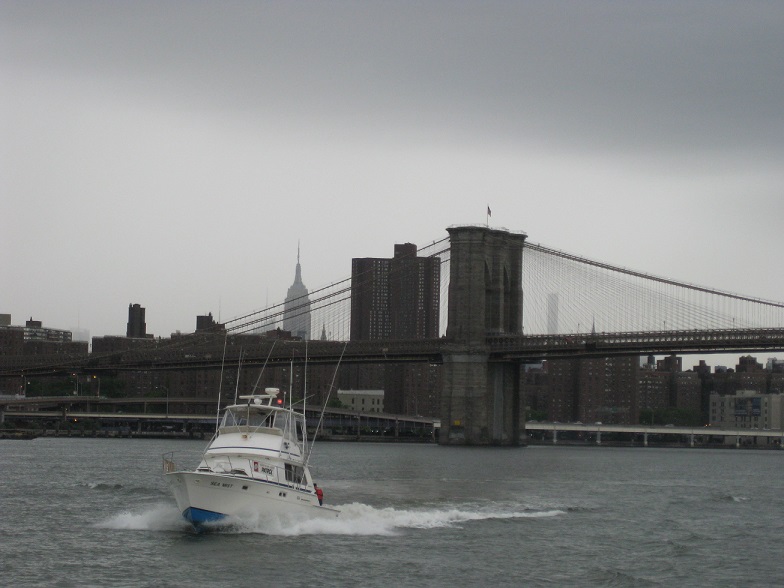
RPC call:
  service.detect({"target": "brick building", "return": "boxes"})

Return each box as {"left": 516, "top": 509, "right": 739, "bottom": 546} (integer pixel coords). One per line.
{"left": 350, "top": 243, "right": 440, "bottom": 341}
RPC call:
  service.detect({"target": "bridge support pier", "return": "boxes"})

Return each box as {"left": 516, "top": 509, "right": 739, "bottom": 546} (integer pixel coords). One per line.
{"left": 643, "top": 432, "right": 648, "bottom": 447}
{"left": 596, "top": 431, "right": 602, "bottom": 445}
{"left": 690, "top": 434, "right": 695, "bottom": 447}
{"left": 439, "top": 226, "right": 527, "bottom": 446}
{"left": 439, "top": 350, "right": 496, "bottom": 445}
{"left": 552, "top": 429, "right": 558, "bottom": 444}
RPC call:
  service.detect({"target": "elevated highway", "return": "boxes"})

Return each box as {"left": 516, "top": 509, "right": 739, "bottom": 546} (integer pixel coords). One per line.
{"left": 0, "top": 395, "right": 437, "bottom": 441}
{"left": 526, "top": 421, "right": 784, "bottom": 447}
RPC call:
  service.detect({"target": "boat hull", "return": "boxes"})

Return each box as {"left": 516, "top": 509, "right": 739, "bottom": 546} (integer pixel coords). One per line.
{"left": 165, "top": 471, "right": 339, "bottom": 527}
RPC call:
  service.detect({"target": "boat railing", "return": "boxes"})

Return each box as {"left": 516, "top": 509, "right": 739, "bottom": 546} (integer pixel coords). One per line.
{"left": 203, "top": 454, "right": 309, "bottom": 492}
{"left": 162, "top": 451, "right": 177, "bottom": 474}
{"left": 218, "top": 425, "right": 283, "bottom": 436}
{"left": 162, "top": 451, "right": 308, "bottom": 492}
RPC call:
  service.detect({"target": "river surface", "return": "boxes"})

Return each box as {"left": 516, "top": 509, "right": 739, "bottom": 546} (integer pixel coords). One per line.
{"left": 1, "top": 438, "right": 782, "bottom": 587}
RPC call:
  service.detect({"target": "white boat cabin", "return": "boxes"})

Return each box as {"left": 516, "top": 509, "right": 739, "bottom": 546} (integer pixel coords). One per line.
{"left": 197, "top": 389, "right": 312, "bottom": 490}
{"left": 217, "top": 390, "right": 306, "bottom": 444}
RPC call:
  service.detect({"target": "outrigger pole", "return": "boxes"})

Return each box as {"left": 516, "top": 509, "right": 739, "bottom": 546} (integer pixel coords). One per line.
{"left": 250, "top": 339, "right": 277, "bottom": 395}
{"left": 214, "top": 332, "right": 229, "bottom": 434}
{"left": 303, "top": 340, "right": 308, "bottom": 450}
{"left": 233, "top": 349, "right": 243, "bottom": 404}
{"left": 304, "top": 341, "right": 348, "bottom": 468}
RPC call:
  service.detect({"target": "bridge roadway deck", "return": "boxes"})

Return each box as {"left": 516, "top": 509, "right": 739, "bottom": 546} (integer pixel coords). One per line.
{"left": 489, "top": 327, "right": 784, "bottom": 360}
{"left": 2, "top": 328, "right": 783, "bottom": 376}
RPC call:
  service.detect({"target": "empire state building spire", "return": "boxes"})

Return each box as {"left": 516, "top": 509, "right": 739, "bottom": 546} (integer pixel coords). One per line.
{"left": 294, "top": 240, "right": 302, "bottom": 284}
{"left": 282, "top": 242, "right": 311, "bottom": 340}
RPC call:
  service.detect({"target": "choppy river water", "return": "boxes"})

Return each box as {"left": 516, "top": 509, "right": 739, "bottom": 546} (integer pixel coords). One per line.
{"left": 1, "top": 438, "right": 782, "bottom": 587}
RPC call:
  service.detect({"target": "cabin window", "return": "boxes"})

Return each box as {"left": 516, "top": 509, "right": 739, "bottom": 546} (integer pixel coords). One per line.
{"left": 284, "top": 463, "right": 304, "bottom": 483}
{"left": 221, "top": 410, "right": 241, "bottom": 427}
{"left": 222, "top": 409, "right": 276, "bottom": 428}
{"left": 295, "top": 421, "right": 304, "bottom": 442}
{"left": 248, "top": 411, "right": 274, "bottom": 427}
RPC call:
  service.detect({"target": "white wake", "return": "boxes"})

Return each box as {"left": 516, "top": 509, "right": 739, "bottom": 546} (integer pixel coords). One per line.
{"left": 96, "top": 502, "right": 565, "bottom": 535}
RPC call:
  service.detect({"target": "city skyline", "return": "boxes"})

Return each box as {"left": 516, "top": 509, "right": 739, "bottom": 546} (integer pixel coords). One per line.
{"left": 4, "top": 237, "right": 783, "bottom": 371}
{"left": 3, "top": 2, "right": 783, "bottom": 342}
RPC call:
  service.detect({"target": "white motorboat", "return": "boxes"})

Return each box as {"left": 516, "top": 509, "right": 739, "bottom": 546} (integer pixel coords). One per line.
{"left": 163, "top": 388, "right": 339, "bottom": 527}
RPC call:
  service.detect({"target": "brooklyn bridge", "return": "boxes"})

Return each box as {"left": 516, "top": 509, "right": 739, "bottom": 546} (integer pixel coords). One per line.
{"left": 3, "top": 225, "right": 784, "bottom": 445}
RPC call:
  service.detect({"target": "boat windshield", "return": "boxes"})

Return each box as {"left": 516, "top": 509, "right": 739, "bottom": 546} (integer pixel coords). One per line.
{"left": 221, "top": 407, "right": 277, "bottom": 429}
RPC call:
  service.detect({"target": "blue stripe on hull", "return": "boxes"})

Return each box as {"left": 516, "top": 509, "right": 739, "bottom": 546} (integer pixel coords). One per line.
{"left": 183, "top": 507, "right": 226, "bottom": 525}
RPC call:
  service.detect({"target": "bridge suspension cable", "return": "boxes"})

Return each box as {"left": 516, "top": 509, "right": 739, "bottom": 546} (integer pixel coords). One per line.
{"left": 522, "top": 242, "right": 784, "bottom": 335}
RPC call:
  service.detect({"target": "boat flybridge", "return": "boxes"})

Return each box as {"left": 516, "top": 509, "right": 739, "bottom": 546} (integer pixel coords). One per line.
{"left": 163, "top": 388, "right": 339, "bottom": 528}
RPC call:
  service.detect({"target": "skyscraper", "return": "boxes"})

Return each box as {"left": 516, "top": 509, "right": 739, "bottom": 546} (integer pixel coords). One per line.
{"left": 282, "top": 246, "right": 312, "bottom": 340}
{"left": 350, "top": 243, "right": 440, "bottom": 341}
{"left": 127, "top": 303, "right": 146, "bottom": 338}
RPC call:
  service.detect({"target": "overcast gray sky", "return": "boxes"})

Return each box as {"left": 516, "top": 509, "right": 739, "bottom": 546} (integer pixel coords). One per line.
{"left": 2, "top": 1, "right": 783, "bottom": 350}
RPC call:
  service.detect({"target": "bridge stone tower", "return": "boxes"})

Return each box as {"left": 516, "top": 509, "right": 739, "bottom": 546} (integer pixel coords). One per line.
{"left": 440, "top": 226, "right": 527, "bottom": 445}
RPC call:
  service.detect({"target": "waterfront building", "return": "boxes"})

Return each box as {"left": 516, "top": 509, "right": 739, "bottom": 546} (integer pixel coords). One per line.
{"left": 709, "top": 389, "right": 784, "bottom": 430}
{"left": 734, "top": 355, "right": 768, "bottom": 392}
{"left": 737, "top": 355, "right": 764, "bottom": 372}
{"left": 771, "top": 375, "right": 784, "bottom": 395}
{"left": 348, "top": 243, "right": 441, "bottom": 415}
{"left": 711, "top": 362, "right": 766, "bottom": 396}
{"left": 350, "top": 243, "right": 440, "bottom": 341}
{"left": 524, "top": 354, "right": 705, "bottom": 425}
{"left": 337, "top": 389, "right": 385, "bottom": 413}
{"left": 540, "top": 358, "right": 579, "bottom": 422}
{"left": 674, "top": 371, "right": 702, "bottom": 416}
{"left": 282, "top": 247, "right": 312, "bottom": 340}
{"left": 637, "top": 369, "right": 671, "bottom": 417}
{"left": 576, "top": 356, "right": 637, "bottom": 424}
{"left": 521, "top": 363, "right": 548, "bottom": 420}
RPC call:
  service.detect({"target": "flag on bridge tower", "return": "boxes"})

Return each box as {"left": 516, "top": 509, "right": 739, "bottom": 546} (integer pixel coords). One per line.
{"left": 486, "top": 205, "right": 491, "bottom": 226}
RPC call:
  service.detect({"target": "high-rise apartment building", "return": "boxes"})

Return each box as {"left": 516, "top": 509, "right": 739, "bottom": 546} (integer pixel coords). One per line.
{"left": 23, "top": 318, "right": 72, "bottom": 343}
{"left": 282, "top": 247, "right": 312, "bottom": 340}
{"left": 127, "top": 303, "right": 146, "bottom": 338}
{"left": 350, "top": 243, "right": 440, "bottom": 341}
